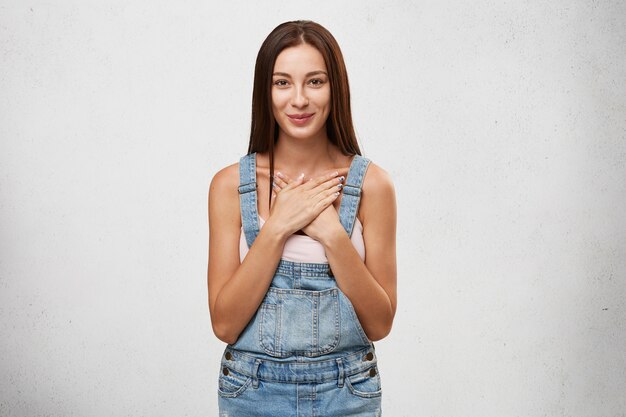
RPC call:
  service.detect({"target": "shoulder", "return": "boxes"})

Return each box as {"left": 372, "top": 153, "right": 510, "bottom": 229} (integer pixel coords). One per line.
{"left": 362, "top": 159, "right": 395, "bottom": 198}
{"left": 358, "top": 159, "right": 396, "bottom": 225}
{"left": 209, "top": 161, "right": 239, "bottom": 195}
{"left": 208, "top": 161, "right": 241, "bottom": 226}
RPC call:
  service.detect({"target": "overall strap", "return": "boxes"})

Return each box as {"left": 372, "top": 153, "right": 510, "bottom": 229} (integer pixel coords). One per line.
{"left": 238, "top": 152, "right": 260, "bottom": 248}
{"left": 338, "top": 155, "right": 371, "bottom": 238}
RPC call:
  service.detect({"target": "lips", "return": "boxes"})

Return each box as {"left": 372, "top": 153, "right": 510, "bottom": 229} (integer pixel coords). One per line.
{"left": 287, "top": 113, "right": 314, "bottom": 125}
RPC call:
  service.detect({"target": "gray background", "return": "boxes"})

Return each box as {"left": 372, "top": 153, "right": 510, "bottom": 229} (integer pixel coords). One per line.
{"left": 1, "top": 0, "right": 625, "bottom": 416}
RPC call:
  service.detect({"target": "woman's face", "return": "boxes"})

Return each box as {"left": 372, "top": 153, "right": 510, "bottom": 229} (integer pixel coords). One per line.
{"left": 271, "top": 43, "right": 331, "bottom": 142}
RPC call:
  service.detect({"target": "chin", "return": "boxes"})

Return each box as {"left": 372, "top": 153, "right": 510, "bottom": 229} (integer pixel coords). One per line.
{"left": 277, "top": 123, "right": 327, "bottom": 141}
{"left": 286, "top": 129, "right": 319, "bottom": 140}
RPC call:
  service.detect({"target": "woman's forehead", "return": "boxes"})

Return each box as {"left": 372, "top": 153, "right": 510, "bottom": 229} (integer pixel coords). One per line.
{"left": 273, "top": 43, "right": 327, "bottom": 75}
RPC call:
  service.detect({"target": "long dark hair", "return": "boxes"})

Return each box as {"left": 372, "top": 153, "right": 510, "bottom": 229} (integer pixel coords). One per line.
{"left": 247, "top": 20, "right": 362, "bottom": 210}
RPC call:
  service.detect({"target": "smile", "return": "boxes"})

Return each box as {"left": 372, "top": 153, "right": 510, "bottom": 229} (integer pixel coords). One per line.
{"left": 287, "top": 113, "right": 315, "bottom": 126}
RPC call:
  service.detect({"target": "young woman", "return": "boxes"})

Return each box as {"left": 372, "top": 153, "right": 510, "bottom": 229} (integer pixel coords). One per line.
{"left": 207, "top": 20, "right": 397, "bottom": 416}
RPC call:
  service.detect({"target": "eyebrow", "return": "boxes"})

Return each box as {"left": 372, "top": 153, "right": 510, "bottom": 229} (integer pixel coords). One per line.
{"left": 272, "top": 70, "right": 328, "bottom": 77}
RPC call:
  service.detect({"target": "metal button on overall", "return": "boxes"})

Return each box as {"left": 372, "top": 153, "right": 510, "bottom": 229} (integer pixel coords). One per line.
{"left": 364, "top": 352, "right": 374, "bottom": 361}
{"left": 225, "top": 352, "right": 232, "bottom": 360}
{"left": 223, "top": 367, "right": 229, "bottom": 376}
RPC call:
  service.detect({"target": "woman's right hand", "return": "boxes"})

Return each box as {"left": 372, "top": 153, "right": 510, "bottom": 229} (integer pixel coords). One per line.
{"left": 265, "top": 170, "right": 344, "bottom": 237}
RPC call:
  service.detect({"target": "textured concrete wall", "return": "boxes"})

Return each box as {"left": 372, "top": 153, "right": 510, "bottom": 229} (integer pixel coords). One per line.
{"left": 1, "top": 1, "right": 624, "bottom": 416}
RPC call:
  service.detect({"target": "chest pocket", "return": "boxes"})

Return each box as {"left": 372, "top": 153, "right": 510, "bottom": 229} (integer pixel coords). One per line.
{"left": 259, "top": 287, "right": 340, "bottom": 357}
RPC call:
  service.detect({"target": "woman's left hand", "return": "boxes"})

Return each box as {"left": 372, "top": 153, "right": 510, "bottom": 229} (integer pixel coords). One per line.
{"left": 272, "top": 171, "right": 346, "bottom": 243}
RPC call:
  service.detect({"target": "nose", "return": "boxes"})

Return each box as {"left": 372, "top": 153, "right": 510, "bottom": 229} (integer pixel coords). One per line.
{"left": 290, "top": 86, "right": 309, "bottom": 108}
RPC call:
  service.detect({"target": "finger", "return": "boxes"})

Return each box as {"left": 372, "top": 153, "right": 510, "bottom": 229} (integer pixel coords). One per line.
{"left": 300, "top": 170, "right": 341, "bottom": 191}
{"left": 331, "top": 167, "right": 350, "bottom": 179}
{"left": 273, "top": 175, "right": 288, "bottom": 189}
{"left": 280, "top": 172, "right": 305, "bottom": 190}
{"left": 313, "top": 187, "right": 341, "bottom": 211}
{"left": 275, "top": 171, "right": 293, "bottom": 184}
{"left": 312, "top": 175, "right": 345, "bottom": 197}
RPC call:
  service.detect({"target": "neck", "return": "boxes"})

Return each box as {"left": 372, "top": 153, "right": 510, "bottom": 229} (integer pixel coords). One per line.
{"left": 273, "top": 130, "right": 339, "bottom": 177}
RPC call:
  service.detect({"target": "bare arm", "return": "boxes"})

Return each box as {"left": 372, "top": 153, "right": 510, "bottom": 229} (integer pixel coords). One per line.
{"left": 207, "top": 165, "right": 289, "bottom": 344}
{"left": 207, "top": 164, "right": 344, "bottom": 344}
{"left": 322, "top": 163, "right": 397, "bottom": 341}
{"left": 272, "top": 162, "right": 397, "bottom": 341}
{"left": 322, "top": 163, "right": 397, "bottom": 340}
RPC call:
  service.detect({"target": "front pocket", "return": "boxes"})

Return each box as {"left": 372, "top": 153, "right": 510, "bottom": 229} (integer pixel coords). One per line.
{"left": 345, "top": 366, "right": 382, "bottom": 398}
{"left": 258, "top": 288, "right": 340, "bottom": 357}
{"left": 217, "top": 367, "right": 252, "bottom": 398}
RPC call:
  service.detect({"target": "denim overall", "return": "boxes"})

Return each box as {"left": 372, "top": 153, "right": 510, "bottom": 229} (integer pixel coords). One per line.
{"left": 217, "top": 152, "right": 382, "bottom": 417}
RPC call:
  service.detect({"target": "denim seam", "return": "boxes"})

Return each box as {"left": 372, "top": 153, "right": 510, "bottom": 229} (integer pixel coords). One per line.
{"left": 345, "top": 375, "right": 382, "bottom": 398}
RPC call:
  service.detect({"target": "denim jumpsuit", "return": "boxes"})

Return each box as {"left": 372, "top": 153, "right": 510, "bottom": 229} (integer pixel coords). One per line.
{"left": 217, "top": 152, "right": 382, "bottom": 417}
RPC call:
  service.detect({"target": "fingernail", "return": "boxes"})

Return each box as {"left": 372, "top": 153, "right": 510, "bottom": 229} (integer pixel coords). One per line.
{"left": 339, "top": 176, "right": 345, "bottom": 182}
{"left": 298, "top": 173, "right": 304, "bottom": 180}
{"left": 332, "top": 171, "right": 339, "bottom": 177}
{"left": 276, "top": 172, "right": 284, "bottom": 178}
{"left": 337, "top": 183, "right": 343, "bottom": 189}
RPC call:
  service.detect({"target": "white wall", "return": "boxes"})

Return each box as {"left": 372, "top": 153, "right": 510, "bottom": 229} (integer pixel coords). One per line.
{"left": 1, "top": 1, "right": 625, "bottom": 416}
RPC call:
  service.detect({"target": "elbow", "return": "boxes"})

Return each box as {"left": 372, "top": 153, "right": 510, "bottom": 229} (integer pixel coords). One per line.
{"left": 366, "top": 324, "right": 393, "bottom": 342}
{"left": 364, "top": 315, "right": 394, "bottom": 342}
{"left": 211, "top": 321, "right": 239, "bottom": 345}
{"left": 209, "top": 300, "right": 240, "bottom": 344}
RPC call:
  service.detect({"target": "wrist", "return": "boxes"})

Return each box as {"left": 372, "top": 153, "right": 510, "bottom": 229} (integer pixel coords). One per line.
{"left": 262, "top": 216, "right": 293, "bottom": 243}
{"left": 320, "top": 225, "right": 347, "bottom": 250}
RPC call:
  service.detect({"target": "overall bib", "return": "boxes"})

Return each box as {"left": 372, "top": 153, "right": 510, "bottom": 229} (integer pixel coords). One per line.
{"left": 217, "top": 152, "right": 382, "bottom": 417}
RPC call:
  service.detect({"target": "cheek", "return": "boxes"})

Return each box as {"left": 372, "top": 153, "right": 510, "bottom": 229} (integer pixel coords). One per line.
{"left": 319, "top": 88, "right": 331, "bottom": 110}
{"left": 272, "top": 89, "right": 288, "bottom": 111}
{"left": 320, "top": 97, "right": 331, "bottom": 120}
